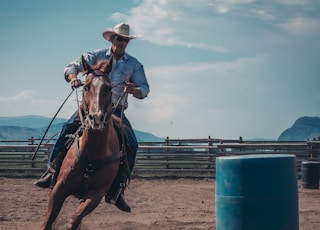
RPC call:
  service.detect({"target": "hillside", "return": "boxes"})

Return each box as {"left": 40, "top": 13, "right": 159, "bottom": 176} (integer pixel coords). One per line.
{"left": 0, "top": 115, "right": 68, "bottom": 128}
{"left": 0, "top": 123, "right": 67, "bottom": 141}
{"left": 0, "top": 116, "right": 163, "bottom": 142}
{"left": 278, "top": 116, "right": 320, "bottom": 141}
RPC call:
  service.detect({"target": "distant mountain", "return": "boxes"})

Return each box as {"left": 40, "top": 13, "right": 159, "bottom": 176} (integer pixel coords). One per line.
{"left": 0, "top": 123, "right": 65, "bottom": 141}
{"left": 0, "top": 116, "right": 164, "bottom": 142}
{"left": 0, "top": 115, "right": 67, "bottom": 128}
{"left": 134, "top": 130, "right": 164, "bottom": 142}
{"left": 278, "top": 116, "right": 320, "bottom": 141}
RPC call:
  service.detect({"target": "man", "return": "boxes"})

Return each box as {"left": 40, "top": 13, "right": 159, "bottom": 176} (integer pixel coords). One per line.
{"left": 34, "top": 23, "right": 150, "bottom": 213}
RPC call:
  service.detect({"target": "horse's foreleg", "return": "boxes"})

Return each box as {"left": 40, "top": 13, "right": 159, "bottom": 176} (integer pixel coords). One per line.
{"left": 66, "top": 193, "right": 104, "bottom": 230}
{"left": 40, "top": 185, "right": 68, "bottom": 230}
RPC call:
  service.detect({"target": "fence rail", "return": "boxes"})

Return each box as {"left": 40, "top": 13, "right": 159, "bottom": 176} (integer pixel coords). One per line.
{"left": 1, "top": 137, "right": 320, "bottom": 178}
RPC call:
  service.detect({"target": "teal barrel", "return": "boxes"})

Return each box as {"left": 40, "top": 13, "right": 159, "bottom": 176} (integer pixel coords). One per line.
{"left": 215, "top": 154, "right": 299, "bottom": 230}
{"left": 301, "top": 161, "right": 320, "bottom": 189}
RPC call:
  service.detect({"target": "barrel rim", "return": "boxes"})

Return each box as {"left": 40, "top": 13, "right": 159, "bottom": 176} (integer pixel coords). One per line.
{"left": 216, "top": 154, "right": 296, "bottom": 160}
{"left": 301, "top": 161, "right": 320, "bottom": 164}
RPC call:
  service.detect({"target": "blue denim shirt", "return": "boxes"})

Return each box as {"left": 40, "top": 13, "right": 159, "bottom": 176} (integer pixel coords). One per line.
{"left": 64, "top": 48, "right": 150, "bottom": 108}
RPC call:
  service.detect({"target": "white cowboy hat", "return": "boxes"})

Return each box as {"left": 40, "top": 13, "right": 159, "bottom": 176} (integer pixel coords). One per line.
{"left": 102, "top": 23, "right": 137, "bottom": 41}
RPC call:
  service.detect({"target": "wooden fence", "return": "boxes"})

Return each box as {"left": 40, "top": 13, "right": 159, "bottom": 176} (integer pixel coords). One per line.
{"left": 0, "top": 137, "right": 320, "bottom": 178}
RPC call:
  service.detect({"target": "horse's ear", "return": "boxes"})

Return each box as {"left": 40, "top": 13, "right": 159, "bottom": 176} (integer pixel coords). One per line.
{"left": 81, "top": 55, "right": 92, "bottom": 74}
{"left": 105, "top": 56, "right": 113, "bottom": 75}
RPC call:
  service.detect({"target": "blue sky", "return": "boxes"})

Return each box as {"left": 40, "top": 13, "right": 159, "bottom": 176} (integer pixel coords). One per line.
{"left": 1, "top": 0, "right": 320, "bottom": 140}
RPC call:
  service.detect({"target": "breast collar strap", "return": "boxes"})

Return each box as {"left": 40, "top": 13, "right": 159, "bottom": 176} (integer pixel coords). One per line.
{"left": 73, "top": 135, "right": 123, "bottom": 178}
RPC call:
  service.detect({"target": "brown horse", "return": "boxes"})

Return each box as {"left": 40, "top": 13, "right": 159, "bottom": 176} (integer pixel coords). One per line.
{"left": 40, "top": 57, "right": 122, "bottom": 230}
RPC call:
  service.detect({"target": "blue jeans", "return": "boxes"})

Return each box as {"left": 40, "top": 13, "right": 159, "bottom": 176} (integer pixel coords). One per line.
{"left": 48, "top": 109, "right": 138, "bottom": 173}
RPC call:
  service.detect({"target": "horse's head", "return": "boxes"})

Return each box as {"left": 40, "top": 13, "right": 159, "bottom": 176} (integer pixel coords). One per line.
{"left": 81, "top": 56, "right": 113, "bottom": 130}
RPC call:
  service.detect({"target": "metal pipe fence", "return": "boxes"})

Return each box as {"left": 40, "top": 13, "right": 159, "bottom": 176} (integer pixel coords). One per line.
{"left": 0, "top": 137, "right": 320, "bottom": 178}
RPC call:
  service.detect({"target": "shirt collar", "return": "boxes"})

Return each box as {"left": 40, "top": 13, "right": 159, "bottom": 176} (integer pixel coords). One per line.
{"left": 106, "top": 48, "right": 129, "bottom": 60}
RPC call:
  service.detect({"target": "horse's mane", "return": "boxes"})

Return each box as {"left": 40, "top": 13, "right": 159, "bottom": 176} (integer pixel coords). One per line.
{"left": 82, "top": 55, "right": 112, "bottom": 76}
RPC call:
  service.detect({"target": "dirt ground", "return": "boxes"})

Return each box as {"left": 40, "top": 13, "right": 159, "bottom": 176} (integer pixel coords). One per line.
{"left": 0, "top": 178, "right": 319, "bottom": 230}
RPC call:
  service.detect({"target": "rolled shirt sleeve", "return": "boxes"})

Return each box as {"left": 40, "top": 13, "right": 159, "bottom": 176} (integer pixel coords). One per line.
{"left": 131, "top": 62, "right": 150, "bottom": 98}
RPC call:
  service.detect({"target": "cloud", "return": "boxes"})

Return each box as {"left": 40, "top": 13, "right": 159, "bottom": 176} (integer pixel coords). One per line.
{"left": 211, "top": 0, "right": 255, "bottom": 14}
{"left": 279, "top": 17, "right": 320, "bottom": 35}
{"left": 110, "top": 0, "right": 229, "bottom": 53}
{"left": 0, "top": 90, "right": 34, "bottom": 102}
{"left": 0, "top": 90, "right": 78, "bottom": 118}
{"left": 214, "top": 4, "right": 230, "bottom": 14}
{"left": 127, "top": 55, "right": 268, "bottom": 138}
{"left": 276, "top": 0, "right": 311, "bottom": 6}
{"left": 109, "top": 0, "right": 320, "bottom": 55}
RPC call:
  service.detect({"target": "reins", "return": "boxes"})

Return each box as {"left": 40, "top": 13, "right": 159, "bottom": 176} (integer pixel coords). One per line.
{"left": 113, "top": 91, "right": 129, "bottom": 153}
{"left": 75, "top": 79, "right": 129, "bottom": 129}
{"left": 75, "top": 88, "right": 85, "bottom": 126}
{"left": 112, "top": 90, "right": 128, "bottom": 113}
{"left": 32, "top": 77, "right": 129, "bottom": 163}
{"left": 31, "top": 89, "right": 75, "bottom": 160}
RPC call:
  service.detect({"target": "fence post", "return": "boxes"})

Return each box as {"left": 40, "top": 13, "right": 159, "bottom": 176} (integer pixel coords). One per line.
{"left": 29, "top": 136, "right": 35, "bottom": 168}
{"left": 220, "top": 139, "right": 224, "bottom": 153}
{"left": 30, "top": 137, "right": 35, "bottom": 145}
{"left": 165, "top": 137, "right": 169, "bottom": 169}
{"left": 208, "top": 136, "right": 213, "bottom": 169}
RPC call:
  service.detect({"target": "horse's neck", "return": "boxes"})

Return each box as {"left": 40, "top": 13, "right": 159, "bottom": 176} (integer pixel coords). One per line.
{"left": 79, "top": 121, "right": 118, "bottom": 160}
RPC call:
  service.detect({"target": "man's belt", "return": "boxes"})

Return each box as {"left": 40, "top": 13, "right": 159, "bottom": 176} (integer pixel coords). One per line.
{"left": 112, "top": 103, "right": 124, "bottom": 110}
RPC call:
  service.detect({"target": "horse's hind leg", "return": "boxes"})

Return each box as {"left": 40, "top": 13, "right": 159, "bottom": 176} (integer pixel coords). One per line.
{"left": 66, "top": 193, "right": 104, "bottom": 230}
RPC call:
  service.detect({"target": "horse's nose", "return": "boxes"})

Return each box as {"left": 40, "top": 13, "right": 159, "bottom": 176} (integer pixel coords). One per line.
{"left": 88, "top": 112, "right": 104, "bottom": 123}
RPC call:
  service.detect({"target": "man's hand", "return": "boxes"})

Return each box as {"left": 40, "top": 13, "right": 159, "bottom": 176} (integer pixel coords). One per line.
{"left": 68, "top": 74, "right": 82, "bottom": 89}
{"left": 124, "top": 82, "right": 142, "bottom": 98}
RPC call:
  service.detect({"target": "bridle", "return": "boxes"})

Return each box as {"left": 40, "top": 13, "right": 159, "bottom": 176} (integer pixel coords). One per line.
{"left": 78, "top": 72, "right": 113, "bottom": 131}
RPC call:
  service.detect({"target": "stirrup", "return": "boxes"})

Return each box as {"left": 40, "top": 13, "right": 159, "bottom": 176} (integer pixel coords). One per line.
{"left": 105, "top": 184, "right": 131, "bottom": 212}
{"left": 33, "top": 168, "right": 54, "bottom": 188}
{"left": 110, "top": 187, "right": 122, "bottom": 205}
{"left": 105, "top": 181, "right": 126, "bottom": 204}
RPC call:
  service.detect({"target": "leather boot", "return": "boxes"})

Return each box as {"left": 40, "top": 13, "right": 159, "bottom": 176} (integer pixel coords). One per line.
{"left": 105, "top": 191, "right": 131, "bottom": 213}
{"left": 105, "top": 173, "right": 131, "bottom": 212}
{"left": 33, "top": 149, "right": 67, "bottom": 188}
{"left": 33, "top": 167, "right": 55, "bottom": 188}
{"left": 105, "top": 154, "right": 131, "bottom": 212}
{"left": 115, "top": 193, "right": 131, "bottom": 212}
